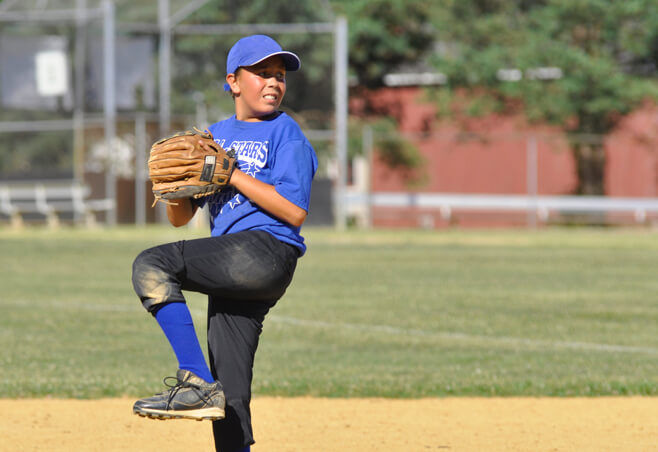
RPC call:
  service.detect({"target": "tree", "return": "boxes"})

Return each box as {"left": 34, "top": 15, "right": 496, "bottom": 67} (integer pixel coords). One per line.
{"left": 329, "top": 0, "right": 436, "bottom": 182}
{"left": 432, "top": 0, "right": 658, "bottom": 195}
{"left": 331, "top": 0, "right": 435, "bottom": 88}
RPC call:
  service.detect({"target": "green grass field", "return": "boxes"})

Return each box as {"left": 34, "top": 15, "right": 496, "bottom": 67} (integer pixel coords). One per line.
{"left": 0, "top": 226, "right": 656, "bottom": 399}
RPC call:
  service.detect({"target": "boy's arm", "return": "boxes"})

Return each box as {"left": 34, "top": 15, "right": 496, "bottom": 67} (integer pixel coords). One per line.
{"left": 229, "top": 169, "right": 307, "bottom": 227}
{"left": 164, "top": 169, "right": 307, "bottom": 228}
{"left": 166, "top": 198, "right": 198, "bottom": 227}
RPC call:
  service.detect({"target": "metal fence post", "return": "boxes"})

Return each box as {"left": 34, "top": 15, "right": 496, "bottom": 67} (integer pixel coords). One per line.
{"left": 103, "top": 0, "right": 117, "bottom": 226}
{"left": 156, "top": 0, "right": 172, "bottom": 224}
{"left": 362, "top": 125, "right": 374, "bottom": 228}
{"left": 526, "top": 134, "right": 538, "bottom": 228}
{"left": 334, "top": 16, "right": 348, "bottom": 230}
{"left": 135, "top": 113, "right": 147, "bottom": 226}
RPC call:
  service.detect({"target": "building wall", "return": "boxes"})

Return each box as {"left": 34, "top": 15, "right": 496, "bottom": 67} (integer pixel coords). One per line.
{"left": 351, "top": 87, "right": 658, "bottom": 227}
{"left": 605, "top": 104, "right": 658, "bottom": 197}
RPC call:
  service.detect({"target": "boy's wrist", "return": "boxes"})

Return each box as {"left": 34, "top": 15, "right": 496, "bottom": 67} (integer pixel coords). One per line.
{"left": 228, "top": 168, "right": 242, "bottom": 186}
{"left": 229, "top": 168, "right": 251, "bottom": 190}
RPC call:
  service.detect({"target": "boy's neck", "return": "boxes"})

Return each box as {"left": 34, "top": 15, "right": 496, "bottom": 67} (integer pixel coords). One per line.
{"left": 236, "top": 111, "right": 281, "bottom": 122}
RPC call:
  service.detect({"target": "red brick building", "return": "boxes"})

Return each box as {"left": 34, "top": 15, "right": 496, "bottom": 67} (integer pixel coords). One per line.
{"left": 350, "top": 87, "right": 658, "bottom": 227}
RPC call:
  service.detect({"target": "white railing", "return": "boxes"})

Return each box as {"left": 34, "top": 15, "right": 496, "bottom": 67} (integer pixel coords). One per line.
{"left": 344, "top": 191, "right": 658, "bottom": 226}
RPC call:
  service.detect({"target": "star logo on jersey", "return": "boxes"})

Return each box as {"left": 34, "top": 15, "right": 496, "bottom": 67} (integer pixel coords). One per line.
{"left": 242, "top": 161, "right": 261, "bottom": 177}
{"left": 219, "top": 193, "right": 242, "bottom": 214}
{"left": 227, "top": 194, "right": 242, "bottom": 210}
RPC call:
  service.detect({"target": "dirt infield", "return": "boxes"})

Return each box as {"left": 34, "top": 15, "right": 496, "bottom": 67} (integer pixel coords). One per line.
{"left": 1, "top": 397, "right": 656, "bottom": 451}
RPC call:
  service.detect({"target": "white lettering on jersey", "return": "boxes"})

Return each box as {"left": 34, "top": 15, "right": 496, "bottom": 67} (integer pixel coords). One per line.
{"left": 211, "top": 139, "right": 270, "bottom": 214}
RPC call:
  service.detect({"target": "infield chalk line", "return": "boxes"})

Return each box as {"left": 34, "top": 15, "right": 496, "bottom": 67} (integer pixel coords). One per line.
{"left": 8, "top": 300, "right": 657, "bottom": 355}
{"left": 267, "top": 314, "right": 658, "bottom": 355}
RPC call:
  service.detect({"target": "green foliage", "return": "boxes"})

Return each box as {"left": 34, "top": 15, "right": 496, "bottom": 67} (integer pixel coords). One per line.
{"left": 331, "top": 0, "right": 435, "bottom": 87}
{"left": 348, "top": 116, "right": 426, "bottom": 186}
{"left": 0, "top": 226, "right": 656, "bottom": 398}
{"left": 434, "top": 0, "right": 658, "bottom": 132}
{"left": 432, "top": 0, "right": 658, "bottom": 194}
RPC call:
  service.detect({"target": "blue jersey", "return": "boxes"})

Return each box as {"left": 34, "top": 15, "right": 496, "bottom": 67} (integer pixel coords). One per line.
{"left": 195, "top": 112, "right": 318, "bottom": 255}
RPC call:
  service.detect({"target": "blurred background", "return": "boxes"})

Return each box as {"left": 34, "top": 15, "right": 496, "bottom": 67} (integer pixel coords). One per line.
{"left": 0, "top": 0, "right": 657, "bottom": 229}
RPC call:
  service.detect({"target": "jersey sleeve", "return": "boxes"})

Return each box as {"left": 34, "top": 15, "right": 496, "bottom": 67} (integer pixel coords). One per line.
{"left": 271, "top": 139, "right": 318, "bottom": 212}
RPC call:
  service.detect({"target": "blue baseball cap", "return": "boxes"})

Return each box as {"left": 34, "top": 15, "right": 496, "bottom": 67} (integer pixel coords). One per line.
{"left": 223, "top": 35, "right": 301, "bottom": 91}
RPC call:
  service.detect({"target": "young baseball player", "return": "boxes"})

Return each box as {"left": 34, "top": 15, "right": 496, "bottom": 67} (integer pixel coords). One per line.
{"left": 131, "top": 34, "right": 318, "bottom": 452}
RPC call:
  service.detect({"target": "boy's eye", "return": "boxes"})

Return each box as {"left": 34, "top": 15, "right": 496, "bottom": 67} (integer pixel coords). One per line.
{"left": 257, "top": 71, "right": 285, "bottom": 82}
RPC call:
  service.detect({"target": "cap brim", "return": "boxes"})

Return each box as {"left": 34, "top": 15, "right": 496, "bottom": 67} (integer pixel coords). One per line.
{"left": 249, "top": 51, "right": 301, "bottom": 72}
{"left": 224, "top": 51, "right": 301, "bottom": 91}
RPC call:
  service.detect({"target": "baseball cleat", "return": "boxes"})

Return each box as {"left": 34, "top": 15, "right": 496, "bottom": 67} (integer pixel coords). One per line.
{"left": 133, "top": 369, "right": 225, "bottom": 421}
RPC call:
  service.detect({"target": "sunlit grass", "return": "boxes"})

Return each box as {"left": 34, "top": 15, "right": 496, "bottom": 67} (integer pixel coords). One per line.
{"left": 1, "top": 226, "right": 656, "bottom": 398}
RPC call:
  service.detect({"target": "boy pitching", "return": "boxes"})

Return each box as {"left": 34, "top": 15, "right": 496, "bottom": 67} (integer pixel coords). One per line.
{"left": 131, "top": 34, "right": 318, "bottom": 452}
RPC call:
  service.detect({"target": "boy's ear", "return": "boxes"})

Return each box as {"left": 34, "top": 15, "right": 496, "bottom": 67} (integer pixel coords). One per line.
{"left": 226, "top": 73, "right": 240, "bottom": 95}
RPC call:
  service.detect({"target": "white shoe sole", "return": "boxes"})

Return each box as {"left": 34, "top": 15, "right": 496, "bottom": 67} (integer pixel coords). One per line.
{"left": 134, "top": 406, "right": 225, "bottom": 421}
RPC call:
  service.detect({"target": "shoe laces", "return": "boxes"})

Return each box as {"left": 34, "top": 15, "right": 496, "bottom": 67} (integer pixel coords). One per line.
{"left": 160, "top": 375, "right": 214, "bottom": 408}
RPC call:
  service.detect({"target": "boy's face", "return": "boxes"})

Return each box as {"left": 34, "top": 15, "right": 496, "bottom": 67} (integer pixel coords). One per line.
{"left": 227, "top": 55, "right": 287, "bottom": 122}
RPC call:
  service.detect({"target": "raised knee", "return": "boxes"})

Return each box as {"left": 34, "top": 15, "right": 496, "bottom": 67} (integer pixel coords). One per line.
{"left": 132, "top": 249, "right": 161, "bottom": 288}
{"left": 132, "top": 249, "right": 182, "bottom": 312}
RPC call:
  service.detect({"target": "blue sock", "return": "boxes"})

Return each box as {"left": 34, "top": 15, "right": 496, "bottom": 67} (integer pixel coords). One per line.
{"left": 154, "top": 302, "right": 214, "bottom": 383}
{"left": 234, "top": 447, "right": 250, "bottom": 452}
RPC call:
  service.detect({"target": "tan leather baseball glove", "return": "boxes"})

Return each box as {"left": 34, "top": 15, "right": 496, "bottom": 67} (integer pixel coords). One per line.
{"left": 148, "top": 128, "right": 237, "bottom": 204}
